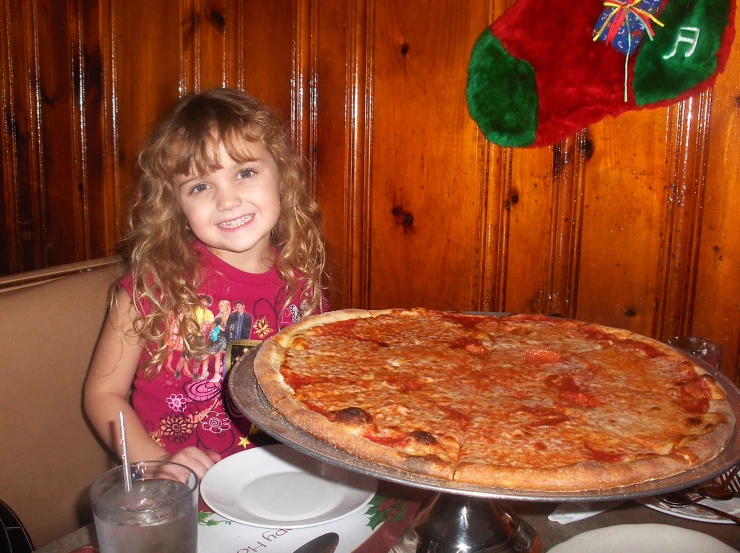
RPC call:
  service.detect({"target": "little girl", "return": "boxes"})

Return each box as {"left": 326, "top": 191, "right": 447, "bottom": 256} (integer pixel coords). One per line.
{"left": 84, "top": 88, "right": 326, "bottom": 478}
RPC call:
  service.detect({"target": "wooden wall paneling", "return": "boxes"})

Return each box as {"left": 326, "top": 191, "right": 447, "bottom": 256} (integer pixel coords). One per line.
{"left": 80, "top": 0, "right": 115, "bottom": 258}
{"left": 478, "top": 140, "right": 509, "bottom": 314}
{"left": 344, "top": 0, "right": 371, "bottom": 309}
{"left": 313, "top": 0, "right": 352, "bottom": 309}
{"left": 368, "top": 0, "right": 489, "bottom": 311}
{"left": 575, "top": 109, "right": 670, "bottom": 334}
{"left": 315, "top": 0, "right": 369, "bottom": 309}
{"left": 3, "top": 0, "right": 43, "bottom": 273}
{"left": 347, "top": 0, "right": 373, "bottom": 309}
{"left": 292, "top": 0, "right": 312, "bottom": 162}
{"left": 180, "top": 0, "right": 233, "bottom": 93}
{"left": 223, "top": 0, "right": 243, "bottom": 89}
{"left": 0, "top": 0, "right": 18, "bottom": 275}
{"left": 655, "top": 95, "right": 712, "bottom": 342}
{"left": 476, "top": 0, "right": 504, "bottom": 314}
{"left": 194, "top": 0, "right": 230, "bottom": 91}
{"left": 546, "top": 133, "right": 588, "bottom": 319}
{"left": 180, "top": 0, "right": 196, "bottom": 93}
{"left": 114, "top": 0, "right": 183, "bottom": 215}
{"left": 504, "top": 146, "right": 555, "bottom": 315}
{"left": 505, "top": 132, "right": 588, "bottom": 319}
{"left": 476, "top": 0, "right": 523, "bottom": 314}
{"left": 239, "top": 0, "right": 294, "bottom": 121}
{"left": 693, "top": 19, "right": 740, "bottom": 384}
{"left": 178, "top": 0, "right": 246, "bottom": 93}
{"left": 38, "top": 0, "right": 83, "bottom": 266}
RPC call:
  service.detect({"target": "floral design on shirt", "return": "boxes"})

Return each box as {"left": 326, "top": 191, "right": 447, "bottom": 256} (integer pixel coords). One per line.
{"left": 160, "top": 414, "right": 196, "bottom": 444}
{"left": 166, "top": 393, "right": 189, "bottom": 413}
{"left": 253, "top": 316, "right": 272, "bottom": 338}
{"left": 201, "top": 411, "right": 232, "bottom": 435}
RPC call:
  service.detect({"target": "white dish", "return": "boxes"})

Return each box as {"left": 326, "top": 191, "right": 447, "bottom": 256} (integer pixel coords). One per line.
{"left": 548, "top": 523, "right": 739, "bottom": 553}
{"left": 200, "top": 444, "right": 377, "bottom": 528}
{"left": 639, "top": 495, "right": 740, "bottom": 525}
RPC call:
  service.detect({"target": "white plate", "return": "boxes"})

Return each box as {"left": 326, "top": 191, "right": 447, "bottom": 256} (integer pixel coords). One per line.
{"left": 200, "top": 444, "right": 377, "bottom": 528}
{"left": 639, "top": 495, "right": 740, "bottom": 525}
{"left": 548, "top": 524, "right": 739, "bottom": 553}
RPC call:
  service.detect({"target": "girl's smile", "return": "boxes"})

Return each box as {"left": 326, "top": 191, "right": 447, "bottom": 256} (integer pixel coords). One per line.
{"left": 218, "top": 214, "right": 254, "bottom": 229}
{"left": 174, "top": 141, "right": 281, "bottom": 273}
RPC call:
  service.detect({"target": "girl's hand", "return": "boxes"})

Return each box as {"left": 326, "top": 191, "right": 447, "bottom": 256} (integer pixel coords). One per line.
{"left": 162, "top": 447, "right": 221, "bottom": 480}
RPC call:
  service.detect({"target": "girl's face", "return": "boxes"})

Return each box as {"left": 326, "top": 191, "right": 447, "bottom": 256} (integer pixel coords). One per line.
{"left": 174, "top": 141, "right": 281, "bottom": 273}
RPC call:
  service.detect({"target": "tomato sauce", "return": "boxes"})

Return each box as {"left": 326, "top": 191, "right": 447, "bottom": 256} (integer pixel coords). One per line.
{"left": 619, "top": 339, "right": 665, "bottom": 358}
{"left": 560, "top": 390, "right": 599, "bottom": 407}
{"left": 442, "top": 311, "right": 487, "bottom": 330}
{"left": 283, "top": 372, "right": 316, "bottom": 388}
{"left": 365, "top": 433, "right": 408, "bottom": 448}
{"left": 584, "top": 443, "right": 626, "bottom": 463}
{"left": 525, "top": 348, "right": 562, "bottom": 364}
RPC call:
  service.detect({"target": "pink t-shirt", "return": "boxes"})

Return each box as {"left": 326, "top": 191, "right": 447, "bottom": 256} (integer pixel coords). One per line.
{"left": 123, "top": 242, "right": 310, "bottom": 458}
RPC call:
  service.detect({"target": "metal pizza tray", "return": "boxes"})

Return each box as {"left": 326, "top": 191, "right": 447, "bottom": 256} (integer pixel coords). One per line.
{"left": 229, "top": 345, "right": 740, "bottom": 502}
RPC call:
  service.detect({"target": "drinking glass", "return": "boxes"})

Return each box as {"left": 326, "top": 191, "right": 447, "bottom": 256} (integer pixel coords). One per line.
{"left": 666, "top": 336, "right": 723, "bottom": 370}
{"left": 90, "top": 461, "right": 198, "bottom": 553}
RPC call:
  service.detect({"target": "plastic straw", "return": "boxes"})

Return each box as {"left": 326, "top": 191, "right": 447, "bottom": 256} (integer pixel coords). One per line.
{"left": 119, "top": 411, "right": 133, "bottom": 493}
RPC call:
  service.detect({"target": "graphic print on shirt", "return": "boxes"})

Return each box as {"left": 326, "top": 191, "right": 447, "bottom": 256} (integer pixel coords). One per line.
{"left": 142, "top": 292, "right": 302, "bottom": 457}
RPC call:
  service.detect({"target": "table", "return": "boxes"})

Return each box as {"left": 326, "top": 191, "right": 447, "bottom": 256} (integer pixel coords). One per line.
{"left": 35, "top": 498, "right": 739, "bottom": 553}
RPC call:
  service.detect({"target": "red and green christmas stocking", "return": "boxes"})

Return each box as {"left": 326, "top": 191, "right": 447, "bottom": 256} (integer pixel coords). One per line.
{"left": 466, "top": 0, "right": 735, "bottom": 148}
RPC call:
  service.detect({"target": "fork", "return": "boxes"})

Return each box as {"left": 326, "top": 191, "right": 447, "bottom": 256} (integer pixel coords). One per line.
{"left": 658, "top": 491, "right": 740, "bottom": 524}
{"left": 717, "top": 463, "right": 740, "bottom": 496}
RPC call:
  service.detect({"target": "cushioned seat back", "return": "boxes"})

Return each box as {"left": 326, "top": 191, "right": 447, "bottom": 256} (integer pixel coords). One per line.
{"left": 0, "top": 261, "right": 123, "bottom": 547}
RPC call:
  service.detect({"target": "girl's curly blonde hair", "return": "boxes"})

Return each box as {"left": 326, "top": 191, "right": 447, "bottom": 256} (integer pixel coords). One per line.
{"left": 121, "top": 88, "right": 325, "bottom": 376}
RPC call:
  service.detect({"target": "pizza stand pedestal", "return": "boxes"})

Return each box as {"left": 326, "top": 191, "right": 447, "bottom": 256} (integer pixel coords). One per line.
{"left": 230, "top": 347, "right": 740, "bottom": 553}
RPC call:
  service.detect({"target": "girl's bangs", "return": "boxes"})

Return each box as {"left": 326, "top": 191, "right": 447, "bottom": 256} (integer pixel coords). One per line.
{"left": 162, "top": 123, "right": 265, "bottom": 180}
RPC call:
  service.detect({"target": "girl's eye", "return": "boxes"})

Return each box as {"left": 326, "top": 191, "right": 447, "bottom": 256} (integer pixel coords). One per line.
{"left": 191, "top": 183, "right": 209, "bottom": 194}
{"left": 237, "top": 168, "right": 255, "bottom": 179}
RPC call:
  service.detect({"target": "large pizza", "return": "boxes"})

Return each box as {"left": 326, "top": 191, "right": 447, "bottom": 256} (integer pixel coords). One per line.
{"left": 253, "top": 308, "right": 735, "bottom": 491}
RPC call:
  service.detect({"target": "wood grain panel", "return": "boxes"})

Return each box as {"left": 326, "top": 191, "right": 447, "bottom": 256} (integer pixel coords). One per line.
{"left": 479, "top": 141, "right": 510, "bottom": 313}
{"left": 575, "top": 109, "right": 670, "bottom": 334}
{"left": 239, "top": 0, "right": 294, "bottom": 120}
{"left": 178, "top": 0, "right": 234, "bottom": 93}
{"left": 0, "top": 0, "right": 19, "bottom": 275}
{"left": 368, "top": 0, "right": 488, "bottom": 310}
{"left": 38, "top": 0, "right": 82, "bottom": 265}
{"left": 197, "top": 0, "right": 229, "bottom": 91}
{"left": 656, "top": 94, "right": 712, "bottom": 341}
{"left": 313, "top": 0, "right": 352, "bottom": 309}
{"left": 223, "top": 0, "right": 243, "bottom": 89}
{"left": 345, "top": 0, "right": 373, "bottom": 309}
{"left": 5, "top": 0, "right": 42, "bottom": 273}
{"left": 292, "top": 0, "right": 312, "bottom": 161}
{"left": 114, "top": 0, "right": 183, "bottom": 212}
{"left": 505, "top": 146, "right": 557, "bottom": 315}
{"left": 180, "top": 0, "right": 196, "bottom": 93}
{"left": 546, "top": 134, "right": 588, "bottom": 318}
{"left": 693, "top": 10, "right": 740, "bottom": 383}
{"left": 81, "top": 0, "right": 116, "bottom": 258}
{"left": 477, "top": 1, "right": 505, "bottom": 313}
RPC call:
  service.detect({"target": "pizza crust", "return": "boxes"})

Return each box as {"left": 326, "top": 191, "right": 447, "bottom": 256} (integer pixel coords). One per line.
{"left": 455, "top": 454, "right": 689, "bottom": 491}
{"left": 672, "top": 399, "right": 735, "bottom": 465}
{"left": 252, "top": 339, "right": 293, "bottom": 406}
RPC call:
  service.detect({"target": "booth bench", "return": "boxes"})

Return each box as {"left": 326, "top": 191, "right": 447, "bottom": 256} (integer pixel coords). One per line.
{"left": 0, "top": 259, "right": 123, "bottom": 548}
